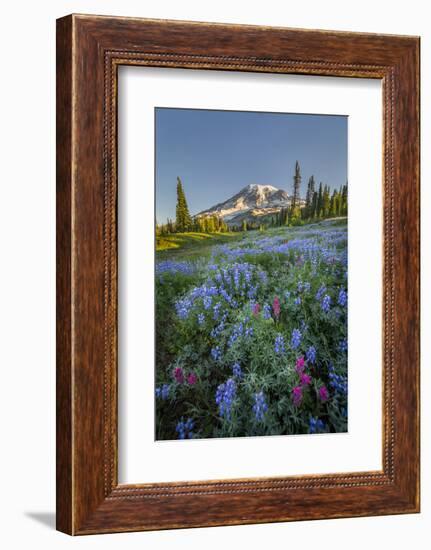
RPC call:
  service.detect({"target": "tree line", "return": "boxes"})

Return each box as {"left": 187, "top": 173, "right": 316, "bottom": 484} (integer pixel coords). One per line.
{"left": 156, "top": 166, "right": 347, "bottom": 236}
{"left": 156, "top": 177, "right": 230, "bottom": 236}
{"left": 266, "top": 162, "right": 347, "bottom": 228}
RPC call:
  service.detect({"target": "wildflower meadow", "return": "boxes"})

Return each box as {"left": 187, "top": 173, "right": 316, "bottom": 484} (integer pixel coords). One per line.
{"left": 155, "top": 219, "right": 348, "bottom": 440}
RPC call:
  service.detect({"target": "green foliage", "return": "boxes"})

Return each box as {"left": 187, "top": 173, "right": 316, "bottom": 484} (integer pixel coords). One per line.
{"left": 289, "top": 206, "right": 302, "bottom": 226}
{"left": 175, "top": 177, "right": 193, "bottom": 232}
{"left": 155, "top": 270, "right": 201, "bottom": 370}
{"left": 155, "top": 220, "right": 348, "bottom": 440}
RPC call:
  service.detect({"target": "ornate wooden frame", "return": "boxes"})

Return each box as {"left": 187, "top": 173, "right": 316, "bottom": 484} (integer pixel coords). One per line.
{"left": 56, "top": 14, "right": 420, "bottom": 535}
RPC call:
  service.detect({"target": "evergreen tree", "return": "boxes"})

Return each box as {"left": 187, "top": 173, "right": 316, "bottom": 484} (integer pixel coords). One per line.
{"left": 305, "top": 175, "right": 315, "bottom": 209}
{"left": 292, "top": 161, "right": 301, "bottom": 209}
{"left": 290, "top": 206, "right": 302, "bottom": 226}
{"left": 311, "top": 191, "right": 318, "bottom": 219}
{"left": 278, "top": 207, "right": 288, "bottom": 226}
{"left": 323, "top": 185, "right": 331, "bottom": 217}
{"left": 330, "top": 189, "right": 339, "bottom": 217}
{"left": 317, "top": 182, "right": 324, "bottom": 217}
{"left": 166, "top": 218, "right": 174, "bottom": 233}
{"left": 341, "top": 182, "right": 348, "bottom": 216}
{"left": 242, "top": 220, "right": 248, "bottom": 232}
{"left": 175, "top": 177, "right": 192, "bottom": 232}
{"left": 213, "top": 215, "right": 220, "bottom": 232}
{"left": 206, "top": 216, "right": 215, "bottom": 233}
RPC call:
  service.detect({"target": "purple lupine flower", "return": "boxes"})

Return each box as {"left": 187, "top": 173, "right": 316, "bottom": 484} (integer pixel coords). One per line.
{"left": 245, "top": 326, "right": 254, "bottom": 338}
{"left": 155, "top": 383, "right": 170, "bottom": 400}
{"left": 329, "top": 364, "right": 348, "bottom": 395}
{"left": 175, "top": 297, "right": 192, "bottom": 320}
{"left": 338, "top": 288, "right": 348, "bottom": 307}
{"left": 321, "top": 294, "right": 331, "bottom": 313}
{"left": 339, "top": 338, "right": 348, "bottom": 353}
{"left": 306, "top": 346, "right": 316, "bottom": 364}
{"left": 156, "top": 260, "right": 196, "bottom": 277}
{"left": 176, "top": 417, "right": 195, "bottom": 439}
{"left": 274, "top": 333, "right": 286, "bottom": 355}
{"left": 263, "top": 303, "right": 272, "bottom": 320}
{"left": 316, "top": 285, "right": 327, "bottom": 301}
{"left": 228, "top": 321, "right": 245, "bottom": 348}
{"left": 232, "top": 362, "right": 242, "bottom": 378}
{"left": 291, "top": 328, "right": 302, "bottom": 350}
{"left": 211, "top": 346, "right": 222, "bottom": 362}
{"left": 212, "top": 302, "right": 221, "bottom": 320}
{"left": 203, "top": 295, "right": 212, "bottom": 310}
{"left": 309, "top": 416, "right": 325, "bottom": 434}
{"left": 197, "top": 313, "right": 205, "bottom": 326}
{"left": 215, "top": 378, "right": 236, "bottom": 420}
{"left": 252, "top": 391, "right": 268, "bottom": 421}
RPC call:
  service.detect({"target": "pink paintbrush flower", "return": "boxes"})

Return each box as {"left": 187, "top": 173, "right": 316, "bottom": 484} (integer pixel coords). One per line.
{"left": 173, "top": 367, "right": 184, "bottom": 384}
{"left": 319, "top": 385, "right": 329, "bottom": 403}
{"left": 300, "top": 373, "right": 312, "bottom": 386}
{"left": 295, "top": 356, "right": 305, "bottom": 374}
{"left": 252, "top": 303, "right": 261, "bottom": 316}
{"left": 273, "top": 296, "right": 281, "bottom": 319}
{"left": 292, "top": 386, "right": 303, "bottom": 406}
{"left": 187, "top": 372, "right": 197, "bottom": 386}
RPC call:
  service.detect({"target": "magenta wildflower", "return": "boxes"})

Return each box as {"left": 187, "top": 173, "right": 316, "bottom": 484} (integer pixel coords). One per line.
{"left": 273, "top": 296, "right": 281, "bottom": 319}
{"left": 173, "top": 367, "right": 184, "bottom": 384}
{"left": 292, "top": 386, "right": 303, "bottom": 406}
{"left": 295, "top": 356, "right": 305, "bottom": 373}
{"left": 300, "top": 373, "right": 312, "bottom": 386}
{"left": 319, "top": 385, "right": 329, "bottom": 403}
{"left": 252, "top": 302, "right": 261, "bottom": 316}
{"left": 187, "top": 372, "right": 197, "bottom": 385}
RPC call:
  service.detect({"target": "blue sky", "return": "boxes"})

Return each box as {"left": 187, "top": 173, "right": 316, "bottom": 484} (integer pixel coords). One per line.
{"left": 155, "top": 108, "right": 347, "bottom": 223}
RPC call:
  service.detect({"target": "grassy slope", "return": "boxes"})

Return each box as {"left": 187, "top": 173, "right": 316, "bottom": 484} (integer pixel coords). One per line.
{"left": 156, "top": 218, "right": 347, "bottom": 261}
{"left": 156, "top": 231, "right": 246, "bottom": 260}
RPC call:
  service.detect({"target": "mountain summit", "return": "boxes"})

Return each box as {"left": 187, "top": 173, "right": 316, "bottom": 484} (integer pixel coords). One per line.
{"left": 197, "top": 183, "right": 291, "bottom": 226}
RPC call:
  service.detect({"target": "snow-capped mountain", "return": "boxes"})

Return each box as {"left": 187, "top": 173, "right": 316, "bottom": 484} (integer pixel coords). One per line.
{"left": 196, "top": 184, "right": 292, "bottom": 226}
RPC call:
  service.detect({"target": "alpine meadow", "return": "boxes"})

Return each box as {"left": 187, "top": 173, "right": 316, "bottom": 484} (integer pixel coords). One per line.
{"left": 155, "top": 108, "right": 348, "bottom": 441}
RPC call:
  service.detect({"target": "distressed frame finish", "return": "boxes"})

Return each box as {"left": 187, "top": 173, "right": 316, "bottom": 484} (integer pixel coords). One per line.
{"left": 56, "top": 14, "right": 420, "bottom": 535}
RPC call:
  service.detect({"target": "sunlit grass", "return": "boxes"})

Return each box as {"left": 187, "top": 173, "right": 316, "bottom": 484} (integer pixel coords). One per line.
{"left": 156, "top": 231, "right": 244, "bottom": 257}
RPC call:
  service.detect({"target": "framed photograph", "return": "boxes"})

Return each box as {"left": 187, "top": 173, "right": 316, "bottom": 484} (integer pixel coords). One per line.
{"left": 56, "top": 14, "right": 420, "bottom": 535}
